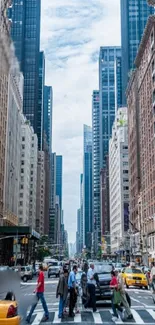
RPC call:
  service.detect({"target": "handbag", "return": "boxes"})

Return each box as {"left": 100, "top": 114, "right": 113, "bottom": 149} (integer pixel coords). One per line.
{"left": 113, "top": 289, "right": 122, "bottom": 305}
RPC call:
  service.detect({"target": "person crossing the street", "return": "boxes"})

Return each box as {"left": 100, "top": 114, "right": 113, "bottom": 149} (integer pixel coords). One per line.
{"left": 68, "top": 265, "right": 78, "bottom": 317}
{"left": 117, "top": 271, "right": 133, "bottom": 320}
{"left": 84, "top": 263, "right": 97, "bottom": 313}
{"left": 26, "top": 264, "right": 49, "bottom": 323}
{"left": 56, "top": 268, "right": 69, "bottom": 319}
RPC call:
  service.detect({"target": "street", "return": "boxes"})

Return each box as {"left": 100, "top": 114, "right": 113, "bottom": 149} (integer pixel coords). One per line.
{"left": 21, "top": 274, "right": 155, "bottom": 325}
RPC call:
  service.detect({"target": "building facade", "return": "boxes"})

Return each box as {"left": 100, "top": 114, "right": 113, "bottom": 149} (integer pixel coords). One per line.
{"left": 83, "top": 125, "right": 92, "bottom": 250}
{"left": 99, "top": 46, "right": 122, "bottom": 170}
{"left": 92, "top": 90, "right": 100, "bottom": 248}
{"left": 18, "top": 119, "right": 37, "bottom": 227}
{"left": 127, "top": 16, "right": 155, "bottom": 258}
{"left": 4, "top": 56, "right": 23, "bottom": 227}
{"left": 121, "top": 0, "right": 154, "bottom": 104}
{"left": 100, "top": 156, "right": 110, "bottom": 239}
{"left": 36, "top": 151, "right": 45, "bottom": 235}
{"left": 49, "top": 153, "right": 56, "bottom": 242}
{"left": 37, "top": 51, "right": 45, "bottom": 150}
{"left": 43, "top": 86, "right": 53, "bottom": 151}
{"left": 56, "top": 155, "right": 63, "bottom": 222}
{"left": 80, "top": 174, "right": 84, "bottom": 251}
{"left": 109, "top": 107, "right": 129, "bottom": 254}
{"left": 76, "top": 208, "right": 81, "bottom": 254}
{"left": 0, "top": 0, "right": 12, "bottom": 225}
{"left": 11, "top": 0, "right": 41, "bottom": 134}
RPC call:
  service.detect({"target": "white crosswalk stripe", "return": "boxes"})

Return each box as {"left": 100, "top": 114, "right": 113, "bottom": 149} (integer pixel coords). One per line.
{"left": 23, "top": 308, "right": 155, "bottom": 325}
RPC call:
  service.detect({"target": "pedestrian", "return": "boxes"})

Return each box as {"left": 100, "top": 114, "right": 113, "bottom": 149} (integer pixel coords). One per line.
{"left": 150, "top": 262, "right": 155, "bottom": 292}
{"left": 56, "top": 268, "right": 69, "bottom": 319}
{"left": 68, "top": 265, "right": 78, "bottom": 317}
{"left": 110, "top": 270, "right": 123, "bottom": 321}
{"left": 117, "top": 271, "right": 133, "bottom": 320}
{"left": 26, "top": 264, "right": 49, "bottom": 323}
{"left": 84, "top": 263, "right": 97, "bottom": 313}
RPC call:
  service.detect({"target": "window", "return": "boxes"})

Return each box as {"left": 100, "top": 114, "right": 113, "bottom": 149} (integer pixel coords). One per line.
{"left": 22, "top": 137, "right": 25, "bottom": 142}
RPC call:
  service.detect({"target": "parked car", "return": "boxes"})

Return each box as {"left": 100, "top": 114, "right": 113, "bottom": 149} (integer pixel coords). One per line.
{"left": 0, "top": 292, "right": 21, "bottom": 325}
{"left": 48, "top": 261, "right": 61, "bottom": 278}
{"left": 20, "top": 266, "right": 33, "bottom": 282}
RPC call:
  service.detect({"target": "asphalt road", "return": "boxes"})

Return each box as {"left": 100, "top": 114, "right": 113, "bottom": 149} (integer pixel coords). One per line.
{"left": 20, "top": 274, "right": 155, "bottom": 325}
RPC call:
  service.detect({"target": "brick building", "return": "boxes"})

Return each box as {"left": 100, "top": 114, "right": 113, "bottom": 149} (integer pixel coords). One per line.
{"left": 127, "top": 15, "right": 155, "bottom": 257}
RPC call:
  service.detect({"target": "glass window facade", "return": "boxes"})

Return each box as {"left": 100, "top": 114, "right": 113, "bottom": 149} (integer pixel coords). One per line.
{"left": 11, "top": 0, "right": 41, "bottom": 135}
{"left": 121, "top": 0, "right": 154, "bottom": 104}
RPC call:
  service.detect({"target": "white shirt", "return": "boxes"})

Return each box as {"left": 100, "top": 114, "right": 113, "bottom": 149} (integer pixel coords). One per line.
{"left": 151, "top": 267, "right": 155, "bottom": 278}
{"left": 87, "top": 267, "right": 96, "bottom": 285}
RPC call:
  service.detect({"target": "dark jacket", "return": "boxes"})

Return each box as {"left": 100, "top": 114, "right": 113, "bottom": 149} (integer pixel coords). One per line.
{"left": 56, "top": 274, "right": 68, "bottom": 301}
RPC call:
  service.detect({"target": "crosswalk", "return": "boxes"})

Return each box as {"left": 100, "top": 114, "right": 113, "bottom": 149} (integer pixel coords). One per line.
{"left": 24, "top": 308, "right": 155, "bottom": 325}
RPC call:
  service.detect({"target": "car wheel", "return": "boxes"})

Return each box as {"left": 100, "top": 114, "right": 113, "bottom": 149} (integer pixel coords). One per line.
{"left": 23, "top": 276, "right": 27, "bottom": 282}
{"left": 153, "top": 297, "right": 155, "bottom": 304}
{"left": 125, "top": 281, "right": 129, "bottom": 289}
{"left": 145, "top": 286, "right": 148, "bottom": 290}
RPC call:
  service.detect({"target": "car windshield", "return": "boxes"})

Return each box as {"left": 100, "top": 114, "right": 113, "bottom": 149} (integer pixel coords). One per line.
{"left": 26, "top": 267, "right": 30, "bottom": 271}
{"left": 94, "top": 264, "right": 112, "bottom": 274}
{"left": 125, "top": 268, "right": 142, "bottom": 274}
{"left": 49, "top": 262, "right": 58, "bottom": 266}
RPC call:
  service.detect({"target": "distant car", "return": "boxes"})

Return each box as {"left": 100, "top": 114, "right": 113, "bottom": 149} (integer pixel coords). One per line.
{"left": 48, "top": 262, "right": 61, "bottom": 278}
{"left": 0, "top": 266, "right": 10, "bottom": 271}
{"left": 20, "top": 266, "right": 33, "bottom": 282}
{"left": 115, "top": 263, "right": 126, "bottom": 272}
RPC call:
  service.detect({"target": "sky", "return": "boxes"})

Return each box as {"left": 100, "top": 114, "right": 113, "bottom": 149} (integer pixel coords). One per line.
{"left": 41, "top": 0, "right": 121, "bottom": 243}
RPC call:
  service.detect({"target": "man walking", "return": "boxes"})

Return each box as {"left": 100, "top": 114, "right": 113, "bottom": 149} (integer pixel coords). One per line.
{"left": 56, "top": 268, "right": 69, "bottom": 318}
{"left": 26, "top": 264, "right": 49, "bottom": 323}
{"left": 68, "top": 265, "right": 78, "bottom": 317}
{"left": 85, "top": 263, "right": 97, "bottom": 313}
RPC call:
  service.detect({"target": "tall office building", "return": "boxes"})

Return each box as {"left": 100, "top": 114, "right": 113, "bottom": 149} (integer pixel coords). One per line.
{"left": 92, "top": 91, "right": 101, "bottom": 245}
{"left": 121, "top": 0, "right": 154, "bottom": 104}
{"left": 99, "top": 47, "right": 122, "bottom": 169}
{"left": 76, "top": 208, "right": 81, "bottom": 254}
{"left": 43, "top": 86, "right": 53, "bottom": 152}
{"left": 109, "top": 107, "right": 129, "bottom": 253}
{"left": 38, "top": 51, "right": 45, "bottom": 150}
{"left": 83, "top": 125, "right": 92, "bottom": 250}
{"left": 56, "top": 156, "right": 63, "bottom": 221}
{"left": 11, "top": 0, "right": 41, "bottom": 136}
{"left": 80, "top": 174, "right": 84, "bottom": 250}
{"left": 49, "top": 153, "right": 57, "bottom": 242}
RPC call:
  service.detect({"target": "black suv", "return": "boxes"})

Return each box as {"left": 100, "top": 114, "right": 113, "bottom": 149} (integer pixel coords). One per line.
{"left": 94, "top": 263, "right": 113, "bottom": 301}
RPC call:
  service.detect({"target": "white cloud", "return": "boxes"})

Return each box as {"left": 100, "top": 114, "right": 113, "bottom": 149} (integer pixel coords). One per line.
{"left": 41, "top": 0, "right": 120, "bottom": 243}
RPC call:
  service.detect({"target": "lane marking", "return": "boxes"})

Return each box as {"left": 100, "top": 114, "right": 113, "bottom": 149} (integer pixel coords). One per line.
{"left": 93, "top": 311, "right": 103, "bottom": 324}
{"left": 131, "top": 309, "right": 144, "bottom": 324}
{"left": 147, "top": 309, "right": 155, "bottom": 320}
{"left": 131, "top": 297, "right": 147, "bottom": 306}
{"left": 74, "top": 313, "right": 81, "bottom": 323}
{"left": 31, "top": 311, "right": 44, "bottom": 324}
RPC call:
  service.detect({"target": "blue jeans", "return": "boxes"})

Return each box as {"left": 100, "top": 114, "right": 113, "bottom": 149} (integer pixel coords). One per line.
{"left": 58, "top": 296, "right": 65, "bottom": 317}
{"left": 26, "top": 292, "right": 49, "bottom": 322}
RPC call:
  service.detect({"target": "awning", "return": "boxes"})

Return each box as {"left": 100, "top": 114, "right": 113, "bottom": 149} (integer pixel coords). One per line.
{"left": 0, "top": 226, "right": 40, "bottom": 240}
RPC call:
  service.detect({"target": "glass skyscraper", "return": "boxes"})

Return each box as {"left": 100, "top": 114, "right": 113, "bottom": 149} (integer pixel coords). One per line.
{"left": 11, "top": 0, "right": 41, "bottom": 135}
{"left": 99, "top": 47, "right": 122, "bottom": 169}
{"left": 38, "top": 51, "right": 45, "bottom": 150}
{"left": 121, "top": 0, "right": 154, "bottom": 104}
{"left": 56, "top": 155, "right": 63, "bottom": 221}
{"left": 83, "top": 125, "right": 92, "bottom": 250}
{"left": 43, "top": 86, "right": 53, "bottom": 152}
{"left": 92, "top": 91, "right": 100, "bottom": 242}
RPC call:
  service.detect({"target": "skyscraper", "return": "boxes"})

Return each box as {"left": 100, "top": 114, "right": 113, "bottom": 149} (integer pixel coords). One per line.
{"left": 83, "top": 125, "right": 92, "bottom": 250}
{"left": 99, "top": 47, "right": 122, "bottom": 169}
{"left": 92, "top": 91, "right": 100, "bottom": 245}
{"left": 38, "top": 51, "right": 45, "bottom": 150}
{"left": 43, "top": 86, "right": 53, "bottom": 152}
{"left": 56, "top": 156, "right": 63, "bottom": 221}
{"left": 121, "top": 0, "right": 154, "bottom": 104}
{"left": 11, "top": 0, "right": 41, "bottom": 135}
{"left": 80, "top": 174, "right": 84, "bottom": 250}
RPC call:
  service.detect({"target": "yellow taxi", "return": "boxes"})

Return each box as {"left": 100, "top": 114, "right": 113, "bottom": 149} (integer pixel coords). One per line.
{"left": 121, "top": 267, "right": 148, "bottom": 289}
{"left": 0, "top": 299, "right": 21, "bottom": 324}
